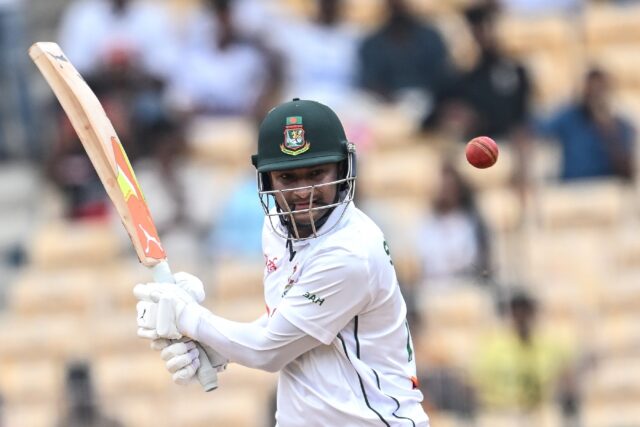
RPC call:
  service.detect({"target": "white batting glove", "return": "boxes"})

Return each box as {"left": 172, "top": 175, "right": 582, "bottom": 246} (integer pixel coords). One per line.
{"left": 151, "top": 338, "right": 228, "bottom": 385}
{"left": 151, "top": 339, "right": 201, "bottom": 385}
{"left": 136, "top": 271, "right": 204, "bottom": 340}
{"left": 173, "top": 272, "right": 205, "bottom": 303}
{"left": 135, "top": 282, "right": 200, "bottom": 340}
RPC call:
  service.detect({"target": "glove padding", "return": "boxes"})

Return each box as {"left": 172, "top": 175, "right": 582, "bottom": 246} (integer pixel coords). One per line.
{"left": 135, "top": 282, "right": 197, "bottom": 340}
{"left": 152, "top": 339, "right": 201, "bottom": 385}
{"left": 173, "top": 272, "right": 206, "bottom": 303}
{"left": 135, "top": 271, "right": 203, "bottom": 340}
{"left": 151, "top": 338, "right": 228, "bottom": 385}
{"left": 135, "top": 273, "right": 228, "bottom": 387}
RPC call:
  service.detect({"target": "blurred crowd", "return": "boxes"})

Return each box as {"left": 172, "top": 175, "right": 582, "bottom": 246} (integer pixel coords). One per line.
{"left": 1, "top": 0, "right": 640, "bottom": 426}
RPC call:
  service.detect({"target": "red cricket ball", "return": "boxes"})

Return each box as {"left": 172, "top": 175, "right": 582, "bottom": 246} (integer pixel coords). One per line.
{"left": 465, "top": 136, "right": 499, "bottom": 169}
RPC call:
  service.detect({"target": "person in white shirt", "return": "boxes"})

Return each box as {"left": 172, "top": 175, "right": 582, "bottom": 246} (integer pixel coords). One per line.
{"left": 58, "top": 0, "right": 178, "bottom": 80}
{"left": 167, "top": 0, "right": 281, "bottom": 117}
{"left": 269, "top": 0, "right": 362, "bottom": 109}
{"left": 135, "top": 99, "right": 429, "bottom": 426}
{"left": 415, "top": 163, "right": 490, "bottom": 286}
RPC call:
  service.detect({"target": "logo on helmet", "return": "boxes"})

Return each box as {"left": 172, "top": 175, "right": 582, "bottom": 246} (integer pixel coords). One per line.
{"left": 281, "top": 116, "right": 310, "bottom": 156}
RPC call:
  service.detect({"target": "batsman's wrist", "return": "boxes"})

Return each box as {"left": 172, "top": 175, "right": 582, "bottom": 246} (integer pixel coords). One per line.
{"left": 178, "top": 302, "right": 208, "bottom": 340}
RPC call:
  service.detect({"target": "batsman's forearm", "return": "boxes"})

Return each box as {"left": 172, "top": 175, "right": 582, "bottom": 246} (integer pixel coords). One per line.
{"left": 179, "top": 306, "right": 320, "bottom": 372}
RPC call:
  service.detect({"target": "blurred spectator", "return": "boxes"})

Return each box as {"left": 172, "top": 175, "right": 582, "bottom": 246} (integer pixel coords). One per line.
{"left": 0, "top": 0, "right": 37, "bottom": 159}
{"left": 415, "top": 163, "right": 490, "bottom": 287}
{"left": 52, "top": 1, "right": 188, "bottom": 220}
{"left": 45, "top": 75, "right": 142, "bottom": 220}
{"left": 46, "top": 95, "right": 110, "bottom": 220}
{"left": 358, "top": 0, "right": 452, "bottom": 110}
{"left": 137, "top": 117, "right": 188, "bottom": 227}
{"left": 58, "top": 0, "right": 179, "bottom": 81}
{"left": 169, "top": 0, "right": 282, "bottom": 119}
{"left": 56, "top": 361, "right": 123, "bottom": 427}
{"left": 58, "top": 0, "right": 176, "bottom": 137}
{"left": 425, "top": 1, "right": 531, "bottom": 143}
{"left": 471, "top": 290, "right": 578, "bottom": 414}
{"left": 207, "top": 174, "right": 264, "bottom": 260}
{"left": 223, "top": 0, "right": 289, "bottom": 41}
{"left": 536, "top": 68, "right": 636, "bottom": 182}
{"left": 270, "top": 0, "right": 361, "bottom": 109}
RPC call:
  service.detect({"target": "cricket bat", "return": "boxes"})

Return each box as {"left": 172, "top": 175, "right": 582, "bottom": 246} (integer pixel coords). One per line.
{"left": 29, "top": 42, "right": 219, "bottom": 391}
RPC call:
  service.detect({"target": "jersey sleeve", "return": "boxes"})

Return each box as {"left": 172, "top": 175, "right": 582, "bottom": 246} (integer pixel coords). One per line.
{"left": 276, "top": 247, "right": 372, "bottom": 345}
{"left": 180, "top": 307, "right": 322, "bottom": 372}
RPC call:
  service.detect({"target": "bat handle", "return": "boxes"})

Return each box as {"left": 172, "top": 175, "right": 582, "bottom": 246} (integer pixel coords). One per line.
{"left": 152, "top": 261, "right": 219, "bottom": 392}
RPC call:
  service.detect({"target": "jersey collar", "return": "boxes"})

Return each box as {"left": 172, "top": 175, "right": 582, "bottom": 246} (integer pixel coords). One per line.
{"left": 273, "top": 201, "right": 354, "bottom": 249}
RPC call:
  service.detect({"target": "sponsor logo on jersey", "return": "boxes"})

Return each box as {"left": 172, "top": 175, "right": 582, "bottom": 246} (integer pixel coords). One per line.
{"left": 281, "top": 116, "right": 310, "bottom": 156}
{"left": 264, "top": 255, "right": 278, "bottom": 274}
{"left": 281, "top": 265, "right": 298, "bottom": 297}
{"left": 383, "top": 240, "right": 394, "bottom": 265}
{"left": 303, "top": 291, "right": 325, "bottom": 306}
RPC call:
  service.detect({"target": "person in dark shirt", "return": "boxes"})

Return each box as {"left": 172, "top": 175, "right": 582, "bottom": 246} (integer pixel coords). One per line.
{"left": 425, "top": 2, "right": 531, "bottom": 141}
{"left": 56, "top": 361, "right": 124, "bottom": 427}
{"left": 537, "top": 68, "right": 635, "bottom": 181}
{"left": 358, "top": 0, "right": 452, "bottom": 103}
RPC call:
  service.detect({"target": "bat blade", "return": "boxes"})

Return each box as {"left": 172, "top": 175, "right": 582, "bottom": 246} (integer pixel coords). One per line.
{"left": 28, "top": 42, "right": 165, "bottom": 266}
{"left": 30, "top": 42, "right": 218, "bottom": 391}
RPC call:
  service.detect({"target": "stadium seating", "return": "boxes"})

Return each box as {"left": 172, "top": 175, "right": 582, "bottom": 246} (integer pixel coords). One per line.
{"left": 416, "top": 285, "right": 497, "bottom": 367}
{"left": 167, "top": 388, "right": 269, "bottom": 427}
{"left": 358, "top": 144, "right": 441, "bottom": 200}
{"left": 209, "top": 298, "right": 267, "bottom": 323}
{"left": 590, "top": 45, "right": 640, "bottom": 90}
{"left": 94, "top": 353, "right": 169, "bottom": 396}
{"left": 8, "top": 267, "right": 99, "bottom": 316}
{"left": 104, "top": 395, "right": 170, "bottom": 427}
{"left": 29, "top": 220, "right": 122, "bottom": 269}
{"left": 3, "top": 402, "right": 59, "bottom": 427}
{"left": 0, "top": 314, "right": 85, "bottom": 362}
{"left": 599, "top": 271, "right": 640, "bottom": 314}
{"left": 475, "top": 187, "right": 522, "bottom": 233}
{"left": 0, "top": 358, "right": 60, "bottom": 404}
{"left": 584, "top": 3, "right": 640, "bottom": 51}
{"left": 208, "top": 259, "right": 265, "bottom": 301}
{"left": 186, "top": 116, "right": 256, "bottom": 168}
{"left": 594, "top": 313, "right": 640, "bottom": 357}
{"left": 584, "top": 356, "right": 640, "bottom": 403}
{"left": 583, "top": 401, "right": 640, "bottom": 427}
{"left": 476, "top": 405, "right": 563, "bottom": 427}
{"left": 91, "top": 312, "right": 149, "bottom": 355}
{"left": 536, "top": 180, "right": 630, "bottom": 230}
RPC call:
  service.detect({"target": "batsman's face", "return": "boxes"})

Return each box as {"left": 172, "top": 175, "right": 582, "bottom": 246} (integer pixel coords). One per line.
{"left": 269, "top": 163, "right": 339, "bottom": 227}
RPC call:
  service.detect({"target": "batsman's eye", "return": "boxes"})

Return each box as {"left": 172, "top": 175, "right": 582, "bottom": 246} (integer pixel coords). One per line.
{"left": 310, "top": 168, "right": 324, "bottom": 178}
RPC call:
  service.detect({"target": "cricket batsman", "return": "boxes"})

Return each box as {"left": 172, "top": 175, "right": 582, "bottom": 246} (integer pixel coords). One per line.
{"left": 135, "top": 99, "right": 429, "bottom": 426}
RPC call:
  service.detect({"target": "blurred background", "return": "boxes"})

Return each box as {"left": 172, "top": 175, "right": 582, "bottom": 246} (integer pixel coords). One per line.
{"left": 1, "top": 0, "right": 640, "bottom": 426}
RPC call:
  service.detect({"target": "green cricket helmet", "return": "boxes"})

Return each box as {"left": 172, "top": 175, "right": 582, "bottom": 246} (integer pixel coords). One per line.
{"left": 251, "top": 98, "right": 356, "bottom": 240}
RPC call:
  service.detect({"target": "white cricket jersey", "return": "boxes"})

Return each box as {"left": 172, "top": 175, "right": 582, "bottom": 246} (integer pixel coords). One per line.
{"left": 263, "top": 202, "right": 429, "bottom": 427}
